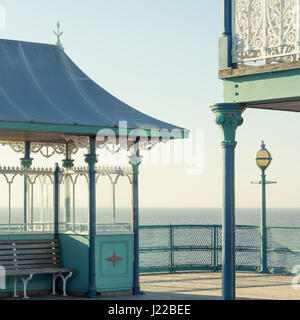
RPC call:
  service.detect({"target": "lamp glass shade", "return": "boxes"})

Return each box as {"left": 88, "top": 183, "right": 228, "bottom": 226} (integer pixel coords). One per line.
{"left": 256, "top": 149, "right": 272, "bottom": 169}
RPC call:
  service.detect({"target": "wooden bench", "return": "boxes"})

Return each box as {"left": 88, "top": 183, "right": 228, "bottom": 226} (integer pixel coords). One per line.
{"left": 0, "top": 238, "right": 75, "bottom": 298}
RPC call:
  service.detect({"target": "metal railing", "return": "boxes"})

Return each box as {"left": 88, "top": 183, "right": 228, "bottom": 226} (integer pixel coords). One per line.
{"left": 58, "top": 223, "right": 133, "bottom": 234}
{"left": 0, "top": 223, "right": 54, "bottom": 233}
{"left": 139, "top": 224, "right": 300, "bottom": 274}
{"left": 232, "top": 0, "right": 300, "bottom": 66}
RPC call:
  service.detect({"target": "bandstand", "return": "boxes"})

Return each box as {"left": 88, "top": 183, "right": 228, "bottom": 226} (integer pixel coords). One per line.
{"left": 0, "top": 34, "right": 187, "bottom": 298}
{"left": 214, "top": 0, "right": 300, "bottom": 300}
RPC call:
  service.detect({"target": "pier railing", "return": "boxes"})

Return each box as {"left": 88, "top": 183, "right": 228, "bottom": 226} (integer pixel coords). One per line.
{"left": 139, "top": 224, "right": 300, "bottom": 274}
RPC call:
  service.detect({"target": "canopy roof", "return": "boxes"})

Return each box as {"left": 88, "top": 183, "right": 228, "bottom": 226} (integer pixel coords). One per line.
{"left": 0, "top": 39, "right": 187, "bottom": 143}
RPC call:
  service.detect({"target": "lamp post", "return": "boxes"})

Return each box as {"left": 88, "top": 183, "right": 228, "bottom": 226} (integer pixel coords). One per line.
{"left": 251, "top": 141, "right": 276, "bottom": 274}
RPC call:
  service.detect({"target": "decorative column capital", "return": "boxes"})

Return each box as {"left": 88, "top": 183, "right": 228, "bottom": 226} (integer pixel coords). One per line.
{"left": 85, "top": 154, "right": 98, "bottom": 172}
{"left": 128, "top": 155, "right": 143, "bottom": 174}
{"left": 20, "top": 158, "right": 33, "bottom": 169}
{"left": 211, "top": 103, "right": 245, "bottom": 147}
{"left": 62, "top": 159, "right": 74, "bottom": 169}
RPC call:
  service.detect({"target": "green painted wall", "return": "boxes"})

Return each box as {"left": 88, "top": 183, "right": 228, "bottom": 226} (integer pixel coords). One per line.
{"left": 223, "top": 68, "right": 300, "bottom": 104}
{"left": 96, "top": 234, "right": 133, "bottom": 292}
{"left": 59, "top": 234, "right": 89, "bottom": 293}
{"left": 0, "top": 234, "right": 54, "bottom": 295}
{"left": 59, "top": 233, "right": 134, "bottom": 293}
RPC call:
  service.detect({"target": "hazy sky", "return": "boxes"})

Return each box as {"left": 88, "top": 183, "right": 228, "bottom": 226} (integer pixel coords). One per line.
{"left": 0, "top": 0, "right": 299, "bottom": 209}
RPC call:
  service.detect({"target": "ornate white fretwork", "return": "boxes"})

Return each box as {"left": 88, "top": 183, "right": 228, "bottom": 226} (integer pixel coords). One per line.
{"left": 0, "top": 135, "right": 162, "bottom": 159}
{"left": 30, "top": 143, "right": 66, "bottom": 158}
{"left": 64, "top": 135, "right": 159, "bottom": 154}
{"left": 0, "top": 141, "right": 25, "bottom": 153}
{"left": 0, "top": 141, "right": 79, "bottom": 158}
{"left": 232, "top": 0, "right": 300, "bottom": 65}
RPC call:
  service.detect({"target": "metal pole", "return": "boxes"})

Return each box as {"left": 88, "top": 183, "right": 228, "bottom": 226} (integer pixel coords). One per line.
{"left": 54, "top": 163, "right": 59, "bottom": 238}
{"left": 23, "top": 141, "right": 31, "bottom": 230}
{"left": 112, "top": 182, "right": 116, "bottom": 225}
{"left": 223, "top": 0, "right": 233, "bottom": 68}
{"left": 85, "top": 137, "right": 98, "bottom": 298}
{"left": 64, "top": 144, "right": 71, "bottom": 224}
{"left": 211, "top": 103, "right": 244, "bottom": 301}
{"left": 170, "top": 225, "right": 174, "bottom": 272}
{"left": 223, "top": 0, "right": 232, "bottom": 36}
{"left": 260, "top": 169, "right": 268, "bottom": 273}
{"left": 223, "top": 144, "right": 236, "bottom": 300}
{"left": 213, "top": 226, "right": 218, "bottom": 272}
{"left": 129, "top": 140, "right": 144, "bottom": 295}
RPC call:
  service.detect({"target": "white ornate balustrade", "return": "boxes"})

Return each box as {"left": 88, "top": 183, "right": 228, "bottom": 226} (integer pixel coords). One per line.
{"left": 0, "top": 165, "right": 133, "bottom": 234}
{"left": 232, "top": 0, "right": 300, "bottom": 65}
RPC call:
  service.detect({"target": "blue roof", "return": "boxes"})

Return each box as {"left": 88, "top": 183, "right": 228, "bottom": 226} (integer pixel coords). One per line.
{"left": 0, "top": 39, "right": 186, "bottom": 135}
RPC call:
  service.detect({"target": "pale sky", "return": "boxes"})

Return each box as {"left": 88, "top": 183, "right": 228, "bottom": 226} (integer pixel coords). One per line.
{"left": 0, "top": 0, "right": 299, "bottom": 209}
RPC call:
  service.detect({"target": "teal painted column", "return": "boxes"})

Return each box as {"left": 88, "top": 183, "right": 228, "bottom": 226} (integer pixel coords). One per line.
{"left": 20, "top": 142, "right": 33, "bottom": 230}
{"left": 219, "top": 0, "right": 234, "bottom": 69}
{"left": 128, "top": 141, "right": 144, "bottom": 295}
{"left": 54, "top": 163, "right": 60, "bottom": 238}
{"left": 85, "top": 137, "right": 98, "bottom": 298}
{"left": 211, "top": 103, "right": 244, "bottom": 300}
{"left": 62, "top": 144, "right": 74, "bottom": 224}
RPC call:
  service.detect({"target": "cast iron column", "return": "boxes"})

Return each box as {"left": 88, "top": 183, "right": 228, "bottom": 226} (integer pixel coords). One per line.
{"left": 223, "top": 0, "right": 232, "bottom": 37}
{"left": 21, "top": 142, "right": 33, "bottom": 230}
{"left": 211, "top": 103, "right": 244, "bottom": 300}
{"left": 85, "top": 136, "right": 98, "bottom": 298}
{"left": 54, "top": 163, "right": 60, "bottom": 238}
{"left": 62, "top": 144, "right": 74, "bottom": 224}
{"left": 128, "top": 140, "right": 144, "bottom": 295}
{"left": 221, "top": 0, "right": 234, "bottom": 68}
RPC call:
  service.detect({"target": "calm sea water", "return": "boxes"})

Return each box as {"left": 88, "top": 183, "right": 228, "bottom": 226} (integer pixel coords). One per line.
{"left": 1, "top": 207, "right": 300, "bottom": 227}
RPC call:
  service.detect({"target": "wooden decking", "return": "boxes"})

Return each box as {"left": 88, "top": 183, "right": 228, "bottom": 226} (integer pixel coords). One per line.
{"left": 2, "top": 271, "right": 299, "bottom": 300}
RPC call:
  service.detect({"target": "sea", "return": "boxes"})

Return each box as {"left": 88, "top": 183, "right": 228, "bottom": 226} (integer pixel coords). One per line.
{"left": 1, "top": 207, "right": 300, "bottom": 227}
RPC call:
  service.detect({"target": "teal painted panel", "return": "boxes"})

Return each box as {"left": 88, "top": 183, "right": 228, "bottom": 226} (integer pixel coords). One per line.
{"left": 0, "top": 234, "right": 54, "bottom": 295}
{"left": 96, "top": 234, "right": 133, "bottom": 292}
{"left": 59, "top": 234, "right": 89, "bottom": 292}
{"left": 223, "top": 68, "right": 300, "bottom": 103}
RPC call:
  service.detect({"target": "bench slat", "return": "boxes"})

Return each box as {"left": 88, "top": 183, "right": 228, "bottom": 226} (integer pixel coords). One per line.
{"left": 1, "top": 259, "right": 61, "bottom": 266}
{"left": 0, "top": 243, "right": 59, "bottom": 250}
{"left": 0, "top": 248, "right": 60, "bottom": 256}
{"left": 0, "top": 239, "right": 58, "bottom": 245}
{"left": 7, "top": 264, "right": 62, "bottom": 270}
{"left": 6, "top": 267, "right": 75, "bottom": 276}
{"left": 0, "top": 254, "right": 60, "bottom": 261}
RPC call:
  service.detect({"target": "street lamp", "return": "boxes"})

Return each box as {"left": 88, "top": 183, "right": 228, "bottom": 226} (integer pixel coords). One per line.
{"left": 251, "top": 141, "right": 277, "bottom": 273}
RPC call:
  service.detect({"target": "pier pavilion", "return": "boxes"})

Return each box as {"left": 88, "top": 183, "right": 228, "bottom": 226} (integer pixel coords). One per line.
{"left": 213, "top": 0, "right": 300, "bottom": 300}
{"left": 0, "top": 35, "right": 187, "bottom": 298}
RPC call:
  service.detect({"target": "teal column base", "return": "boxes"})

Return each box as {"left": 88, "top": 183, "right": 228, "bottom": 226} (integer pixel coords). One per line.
{"left": 133, "top": 287, "right": 145, "bottom": 295}
{"left": 88, "top": 288, "right": 101, "bottom": 298}
{"left": 257, "top": 268, "right": 270, "bottom": 274}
